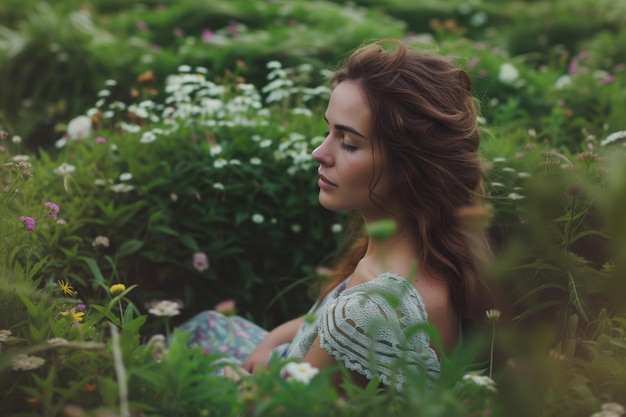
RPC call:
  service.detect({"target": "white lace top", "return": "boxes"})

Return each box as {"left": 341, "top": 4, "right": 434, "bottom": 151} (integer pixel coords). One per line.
{"left": 285, "top": 272, "right": 441, "bottom": 390}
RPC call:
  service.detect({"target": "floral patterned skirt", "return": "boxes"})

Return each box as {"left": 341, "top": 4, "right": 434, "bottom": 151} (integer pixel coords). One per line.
{"left": 178, "top": 310, "right": 269, "bottom": 364}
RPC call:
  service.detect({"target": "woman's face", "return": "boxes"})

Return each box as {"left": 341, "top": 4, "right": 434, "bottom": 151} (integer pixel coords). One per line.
{"left": 312, "top": 80, "right": 393, "bottom": 220}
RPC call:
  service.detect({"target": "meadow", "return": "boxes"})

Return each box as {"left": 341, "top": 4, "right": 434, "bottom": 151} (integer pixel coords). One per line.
{"left": 1, "top": 0, "right": 625, "bottom": 416}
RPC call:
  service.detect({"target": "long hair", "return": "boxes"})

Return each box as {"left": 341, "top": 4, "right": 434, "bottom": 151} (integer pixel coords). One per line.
{"left": 320, "top": 39, "right": 493, "bottom": 322}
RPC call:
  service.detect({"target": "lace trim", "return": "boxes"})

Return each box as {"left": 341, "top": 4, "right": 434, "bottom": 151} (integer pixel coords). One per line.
{"left": 318, "top": 272, "right": 441, "bottom": 390}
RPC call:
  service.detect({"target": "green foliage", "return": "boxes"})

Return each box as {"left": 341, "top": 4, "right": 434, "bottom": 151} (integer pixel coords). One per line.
{"left": 1, "top": 0, "right": 626, "bottom": 416}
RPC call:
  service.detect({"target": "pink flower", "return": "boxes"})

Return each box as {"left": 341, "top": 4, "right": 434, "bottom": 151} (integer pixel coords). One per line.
{"left": 137, "top": 21, "right": 149, "bottom": 32}
{"left": 228, "top": 20, "right": 239, "bottom": 37}
{"left": 19, "top": 216, "right": 35, "bottom": 231}
{"left": 44, "top": 202, "right": 60, "bottom": 219}
{"left": 601, "top": 75, "right": 615, "bottom": 85}
{"left": 95, "top": 137, "right": 106, "bottom": 143}
{"left": 215, "top": 299, "right": 236, "bottom": 316}
{"left": 201, "top": 29, "right": 214, "bottom": 43}
{"left": 192, "top": 252, "right": 209, "bottom": 272}
{"left": 467, "top": 57, "right": 480, "bottom": 71}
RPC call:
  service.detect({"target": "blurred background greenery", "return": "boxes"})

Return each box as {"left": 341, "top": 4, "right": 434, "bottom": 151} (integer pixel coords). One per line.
{"left": 1, "top": 1, "right": 626, "bottom": 415}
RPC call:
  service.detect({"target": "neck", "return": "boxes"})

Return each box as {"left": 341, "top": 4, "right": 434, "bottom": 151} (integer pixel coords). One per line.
{"left": 362, "top": 219, "right": 420, "bottom": 280}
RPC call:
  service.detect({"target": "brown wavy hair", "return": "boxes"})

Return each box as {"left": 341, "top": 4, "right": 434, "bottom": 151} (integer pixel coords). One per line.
{"left": 319, "top": 39, "right": 494, "bottom": 322}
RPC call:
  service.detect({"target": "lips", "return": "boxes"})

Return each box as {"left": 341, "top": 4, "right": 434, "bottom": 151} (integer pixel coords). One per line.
{"left": 318, "top": 172, "right": 337, "bottom": 187}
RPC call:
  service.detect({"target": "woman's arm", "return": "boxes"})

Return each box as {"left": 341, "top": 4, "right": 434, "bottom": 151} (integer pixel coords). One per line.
{"left": 241, "top": 316, "right": 304, "bottom": 373}
{"left": 302, "top": 336, "right": 369, "bottom": 389}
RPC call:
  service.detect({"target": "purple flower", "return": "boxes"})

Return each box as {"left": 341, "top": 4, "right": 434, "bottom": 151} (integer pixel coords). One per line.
{"left": 137, "top": 21, "right": 149, "bottom": 32}
{"left": 95, "top": 137, "right": 106, "bottom": 144}
{"left": 467, "top": 57, "right": 480, "bottom": 71}
{"left": 228, "top": 20, "right": 239, "bottom": 37}
{"left": 19, "top": 216, "right": 35, "bottom": 232}
{"left": 192, "top": 252, "right": 209, "bottom": 272}
{"left": 601, "top": 75, "right": 615, "bottom": 85}
{"left": 77, "top": 304, "right": 86, "bottom": 310}
{"left": 201, "top": 29, "right": 214, "bottom": 43}
{"left": 44, "top": 202, "right": 60, "bottom": 219}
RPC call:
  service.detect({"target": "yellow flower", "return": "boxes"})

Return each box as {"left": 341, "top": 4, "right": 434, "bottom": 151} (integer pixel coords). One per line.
{"left": 109, "top": 283, "right": 126, "bottom": 295}
{"left": 60, "top": 307, "right": 85, "bottom": 323}
{"left": 58, "top": 279, "right": 75, "bottom": 296}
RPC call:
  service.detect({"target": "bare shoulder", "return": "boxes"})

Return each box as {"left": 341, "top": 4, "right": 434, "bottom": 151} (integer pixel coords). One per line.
{"left": 414, "top": 272, "right": 458, "bottom": 354}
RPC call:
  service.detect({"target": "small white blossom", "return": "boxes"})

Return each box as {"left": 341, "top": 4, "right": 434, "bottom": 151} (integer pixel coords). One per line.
{"left": 92, "top": 235, "right": 110, "bottom": 247}
{"left": 493, "top": 157, "right": 506, "bottom": 163}
{"left": 463, "top": 373, "right": 496, "bottom": 392}
{"left": 469, "top": 11, "right": 488, "bottom": 27}
{"left": 213, "top": 182, "right": 225, "bottom": 190}
{"left": 555, "top": 75, "right": 573, "bottom": 89}
{"left": 252, "top": 213, "right": 264, "bottom": 224}
{"left": 110, "top": 183, "right": 134, "bottom": 193}
{"left": 140, "top": 131, "right": 157, "bottom": 144}
{"left": 94, "top": 179, "right": 107, "bottom": 186}
{"left": 210, "top": 145, "right": 223, "bottom": 156}
{"left": 192, "top": 252, "right": 209, "bottom": 272}
{"left": 214, "top": 158, "right": 228, "bottom": 168}
{"left": 291, "top": 224, "right": 302, "bottom": 233}
{"left": 229, "top": 159, "right": 241, "bottom": 165}
{"left": 55, "top": 138, "right": 67, "bottom": 148}
{"left": 281, "top": 362, "right": 319, "bottom": 384}
{"left": 67, "top": 115, "right": 92, "bottom": 140}
{"left": 486, "top": 309, "right": 501, "bottom": 321}
{"left": 54, "top": 163, "right": 76, "bottom": 175}
{"left": 178, "top": 65, "right": 192, "bottom": 72}
{"left": 119, "top": 172, "right": 133, "bottom": 181}
{"left": 507, "top": 192, "right": 525, "bottom": 200}
{"left": 249, "top": 157, "right": 262, "bottom": 165}
{"left": 331, "top": 223, "right": 343, "bottom": 233}
{"left": 0, "top": 329, "right": 12, "bottom": 342}
{"left": 498, "top": 63, "right": 519, "bottom": 85}
{"left": 11, "top": 135, "right": 22, "bottom": 144}
{"left": 517, "top": 172, "right": 531, "bottom": 178}
{"left": 12, "top": 155, "right": 30, "bottom": 162}
{"left": 12, "top": 354, "right": 45, "bottom": 371}
{"left": 105, "top": 79, "right": 117, "bottom": 86}
{"left": 259, "top": 139, "right": 272, "bottom": 148}
{"left": 148, "top": 300, "right": 182, "bottom": 317}
{"left": 601, "top": 403, "right": 625, "bottom": 415}
{"left": 47, "top": 337, "right": 69, "bottom": 345}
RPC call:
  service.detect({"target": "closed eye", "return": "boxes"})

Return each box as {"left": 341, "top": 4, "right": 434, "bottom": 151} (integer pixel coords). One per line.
{"left": 340, "top": 142, "right": 357, "bottom": 152}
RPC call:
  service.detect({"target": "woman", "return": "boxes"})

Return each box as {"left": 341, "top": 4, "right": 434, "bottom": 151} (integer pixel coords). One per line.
{"left": 182, "top": 38, "right": 493, "bottom": 390}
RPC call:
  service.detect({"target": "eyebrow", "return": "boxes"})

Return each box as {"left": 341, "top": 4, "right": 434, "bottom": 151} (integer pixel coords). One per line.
{"left": 324, "top": 115, "right": 368, "bottom": 139}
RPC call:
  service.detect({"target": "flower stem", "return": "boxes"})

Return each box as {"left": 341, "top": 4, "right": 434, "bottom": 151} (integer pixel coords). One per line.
{"left": 489, "top": 321, "right": 496, "bottom": 379}
{"left": 118, "top": 300, "right": 124, "bottom": 329}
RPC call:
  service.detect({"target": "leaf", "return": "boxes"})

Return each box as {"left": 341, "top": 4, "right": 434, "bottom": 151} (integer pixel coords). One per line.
{"left": 84, "top": 258, "right": 106, "bottom": 286}
{"left": 116, "top": 239, "right": 144, "bottom": 258}
{"left": 513, "top": 300, "right": 562, "bottom": 322}
{"left": 567, "top": 272, "right": 589, "bottom": 323}
{"left": 568, "top": 229, "right": 610, "bottom": 244}
{"left": 90, "top": 305, "right": 121, "bottom": 326}
{"left": 514, "top": 282, "right": 567, "bottom": 305}
{"left": 121, "top": 315, "right": 147, "bottom": 336}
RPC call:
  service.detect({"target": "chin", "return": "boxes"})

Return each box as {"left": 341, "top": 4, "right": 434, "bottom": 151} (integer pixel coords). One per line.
{"left": 318, "top": 195, "right": 346, "bottom": 212}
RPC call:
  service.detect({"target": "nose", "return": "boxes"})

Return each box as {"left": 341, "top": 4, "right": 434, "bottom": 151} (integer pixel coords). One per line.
{"left": 311, "top": 137, "right": 333, "bottom": 166}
